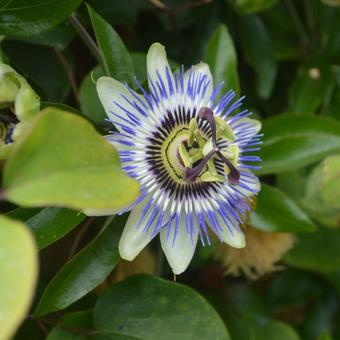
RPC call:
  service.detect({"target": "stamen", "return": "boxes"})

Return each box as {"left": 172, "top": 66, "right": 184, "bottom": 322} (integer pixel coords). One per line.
{"left": 184, "top": 149, "right": 215, "bottom": 182}
{"left": 198, "top": 107, "right": 218, "bottom": 150}
{"left": 217, "top": 150, "right": 240, "bottom": 185}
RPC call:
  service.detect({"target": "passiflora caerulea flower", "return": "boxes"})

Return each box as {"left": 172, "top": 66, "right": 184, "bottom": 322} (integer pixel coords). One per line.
{"left": 96, "top": 43, "right": 262, "bottom": 274}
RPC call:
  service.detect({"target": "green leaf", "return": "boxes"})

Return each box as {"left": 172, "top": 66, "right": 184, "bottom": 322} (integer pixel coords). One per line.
{"left": 250, "top": 184, "right": 316, "bottom": 233}
{"left": 34, "top": 217, "right": 121, "bottom": 317}
{"left": 251, "top": 320, "right": 300, "bottom": 340}
{"left": 205, "top": 24, "right": 240, "bottom": 95}
{"left": 93, "top": 274, "right": 230, "bottom": 340}
{"left": 228, "top": 0, "right": 279, "bottom": 14}
{"left": 87, "top": 0, "right": 151, "bottom": 26}
{"left": 257, "top": 114, "right": 340, "bottom": 175}
{"left": 3, "top": 40, "right": 71, "bottom": 102}
{"left": 239, "top": 15, "right": 277, "bottom": 99}
{"left": 3, "top": 108, "right": 139, "bottom": 215}
{"left": 302, "top": 155, "right": 340, "bottom": 228}
{"left": 288, "top": 62, "right": 335, "bottom": 113}
{"left": 87, "top": 4, "right": 134, "bottom": 83}
{"left": 0, "top": 216, "right": 38, "bottom": 340}
{"left": 14, "top": 23, "right": 75, "bottom": 50}
{"left": 7, "top": 207, "right": 86, "bottom": 249}
{"left": 79, "top": 65, "right": 106, "bottom": 124}
{"left": 284, "top": 227, "right": 340, "bottom": 273}
{"left": 131, "top": 52, "right": 147, "bottom": 84}
{"left": 211, "top": 286, "right": 300, "bottom": 340}
{"left": 0, "top": 0, "right": 83, "bottom": 37}
{"left": 47, "top": 310, "right": 93, "bottom": 340}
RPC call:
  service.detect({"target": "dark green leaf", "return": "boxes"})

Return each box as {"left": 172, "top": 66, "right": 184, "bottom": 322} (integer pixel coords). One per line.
{"left": 7, "top": 207, "right": 85, "bottom": 249}
{"left": 87, "top": 4, "right": 134, "bottom": 83}
{"left": 205, "top": 24, "right": 239, "bottom": 95}
{"left": 0, "top": 0, "right": 82, "bottom": 37}
{"left": 239, "top": 15, "right": 277, "bottom": 99}
{"left": 257, "top": 114, "right": 340, "bottom": 175}
{"left": 34, "top": 218, "right": 121, "bottom": 317}
{"left": 250, "top": 184, "right": 316, "bottom": 233}
{"left": 93, "top": 275, "right": 230, "bottom": 340}
{"left": 251, "top": 320, "right": 300, "bottom": 340}
{"left": 47, "top": 310, "right": 93, "bottom": 340}
{"left": 3, "top": 40, "right": 71, "bottom": 101}
{"left": 284, "top": 228, "right": 340, "bottom": 273}
{"left": 79, "top": 65, "right": 106, "bottom": 124}
{"left": 288, "top": 62, "right": 335, "bottom": 113}
{"left": 87, "top": 0, "right": 150, "bottom": 26}
{"left": 12, "top": 23, "right": 75, "bottom": 50}
{"left": 228, "top": 0, "right": 279, "bottom": 14}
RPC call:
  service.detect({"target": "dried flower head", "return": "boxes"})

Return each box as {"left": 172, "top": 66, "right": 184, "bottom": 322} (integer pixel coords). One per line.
{"left": 215, "top": 227, "right": 295, "bottom": 279}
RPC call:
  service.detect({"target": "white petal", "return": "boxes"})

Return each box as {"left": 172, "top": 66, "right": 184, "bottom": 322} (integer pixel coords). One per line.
{"left": 216, "top": 214, "right": 246, "bottom": 249}
{"left": 239, "top": 170, "right": 261, "bottom": 197}
{"left": 119, "top": 195, "right": 155, "bottom": 261}
{"left": 184, "top": 62, "right": 213, "bottom": 105}
{"left": 238, "top": 117, "right": 262, "bottom": 139}
{"left": 96, "top": 76, "right": 147, "bottom": 131}
{"left": 146, "top": 43, "right": 174, "bottom": 94}
{"left": 160, "top": 215, "right": 198, "bottom": 275}
{"left": 221, "top": 229, "right": 245, "bottom": 248}
{"left": 105, "top": 135, "right": 130, "bottom": 152}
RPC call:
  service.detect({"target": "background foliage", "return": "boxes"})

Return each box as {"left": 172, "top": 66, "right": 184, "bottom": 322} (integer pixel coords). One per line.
{"left": 0, "top": 0, "right": 340, "bottom": 339}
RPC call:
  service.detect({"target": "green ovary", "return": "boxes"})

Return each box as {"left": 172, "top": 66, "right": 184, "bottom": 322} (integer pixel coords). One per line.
{"left": 161, "top": 118, "right": 240, "bottom": 184}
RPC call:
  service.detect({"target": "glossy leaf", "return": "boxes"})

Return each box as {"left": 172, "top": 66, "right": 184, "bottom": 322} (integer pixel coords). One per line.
{"left": 47, "top": 310, "right": 93, "bottom": 340}
{"left": 87, "top": 0, "right": 151, "bottom": 26}
{"left": 34, "top": 218, "right": 121, "bottom": 317}
{"left": 93, "top": 274, "right": 230, "bottom": 340}
{"left": 15, "top": 23, "right": 75, "bottom": 50}
{"left": 79, "top": 65, "right": 106, "bottom": 124}
{"left": 288, "top": 62, "right": 335, "bottom": 113}
{"left": 257, "top": 114, "right": 340, "bottom": 175}
{"left": 87, "top": 4, "right": 134, "bottom": 83}
{"left": 0, "top": 216, "right": 38, "bottom": 340}
{"left": 3, "top": 40, "right": 71, "bottom": 102}
{"left": 302, "top": 155, "right": 340, "bottom": 228}
{"left": 3, "top": 108, "right": 140, "bottom": 214}
{"left": 7, "top": 207, "right": 85, "bottom": 249}
{"left": 251, "top": 320, "right": 300, "bottom": 340}
{"left": 284, "top": 228, "right": 340, "bottom": 273}
{"left": 228, "top": 0, "right": 279, "bottom": 14}
{"left": 205, "top": 24, "right": 240, "bottom": 95}
{"left": 250, "top": 183, "right": 316, "bottom": 233}
{"left": 239, "top": 15, "right": 277, "bottom": 99}
{"left": 0, "top": 0, "right": 82, "bottom": 37}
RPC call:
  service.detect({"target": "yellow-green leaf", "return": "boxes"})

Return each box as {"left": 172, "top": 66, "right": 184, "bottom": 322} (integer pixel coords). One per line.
{"left": 0, "top": 216, "right": 38, "bottom": 340}
{"left": 2, "top": 108, "right": 140, "bottom": 215}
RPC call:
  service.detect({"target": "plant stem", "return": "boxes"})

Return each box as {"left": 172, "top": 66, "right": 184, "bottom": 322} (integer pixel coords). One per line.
{"left": 284, "top": 0, "right": 310, "bottom": 47}
{"left": 68, "top": 14, "right": 102, "bottom": 66}
{"left": 54, "top": 48, "right": 79, "bottom": 104}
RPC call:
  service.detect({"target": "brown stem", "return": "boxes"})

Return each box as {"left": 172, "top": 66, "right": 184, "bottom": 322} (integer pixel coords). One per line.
{"left": 54, "top": 48, "right": 79, "bottom": 104}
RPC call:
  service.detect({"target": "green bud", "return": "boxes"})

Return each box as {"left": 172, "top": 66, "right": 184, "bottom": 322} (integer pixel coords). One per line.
{"left": 0, "top": 64, "right": 40, "bottom": 122}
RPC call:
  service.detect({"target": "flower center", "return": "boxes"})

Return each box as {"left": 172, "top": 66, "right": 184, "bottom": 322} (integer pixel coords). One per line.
{"left": 162, "top": 107, "right": 240, "bottom": 185}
